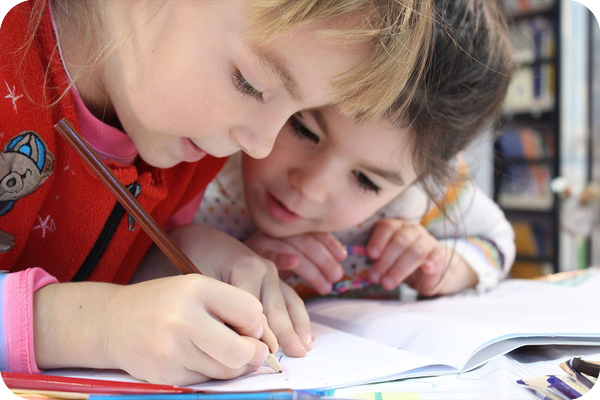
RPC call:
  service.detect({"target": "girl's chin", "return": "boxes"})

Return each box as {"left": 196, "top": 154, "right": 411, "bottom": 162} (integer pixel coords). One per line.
{"left": 254, "top": 218, "right": 303, "bottom": 239}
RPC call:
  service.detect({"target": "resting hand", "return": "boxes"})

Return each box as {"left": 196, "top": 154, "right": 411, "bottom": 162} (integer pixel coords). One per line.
{"left": 245, "top": 230, "right": 347, "bottom": 295}
{"left": 367, "top": 219, "right": 477, "bottom": 295}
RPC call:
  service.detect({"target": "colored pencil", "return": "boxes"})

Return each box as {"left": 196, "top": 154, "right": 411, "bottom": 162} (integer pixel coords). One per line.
{"left": 2, "top": 372, "right": 193, "bottom": 394}
{"left": 9, "top": 389, "right": 324, "bottom": 400}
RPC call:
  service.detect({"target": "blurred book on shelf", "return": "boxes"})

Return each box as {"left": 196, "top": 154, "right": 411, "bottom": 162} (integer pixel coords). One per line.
{"left": 504, "top": 64, "right": 555, "bottom": 114}
{"left": 510, "top": 17, "right": 555, "bottom": 64}
{"left": 512, "top": 220, "right": 554, "bottom": 259}
{"left": 509, "top": 217, "right": 555, "bottom": 279}
{"left": 504, "top": 14, "right": 555, "bottom": 114}
{"left": 497, "top": 127, "right": 555, "bottom": 159}
{"left": 511, "top": 261, "right": 554, "bottom": 279}
{"left": 497, "top": 164, "right": 553, "bottom": 210}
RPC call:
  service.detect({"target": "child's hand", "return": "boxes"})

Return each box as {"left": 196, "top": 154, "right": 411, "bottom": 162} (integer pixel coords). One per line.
{"left": 245, "top": 231, "right": 347, "bottom": 295}
{"left": 169, "top": 224, "right": 314, "bottom": 358}
{"left": 366, "top": 219, "right": 449, "bottom": 295}
{"left": 367, "top": 219, "right": 478, "bottom": 295}
{"left": 33, "top": 276, "right": 273, "bottom": 386}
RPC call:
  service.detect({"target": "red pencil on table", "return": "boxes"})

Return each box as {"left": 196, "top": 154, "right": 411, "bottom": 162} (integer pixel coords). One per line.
{"left": 1, "top": 372, "right": 195, "bottom": 394}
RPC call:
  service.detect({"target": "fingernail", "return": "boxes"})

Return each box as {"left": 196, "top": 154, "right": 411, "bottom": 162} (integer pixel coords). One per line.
{"left": 382, "top": 277, "right": 394, "bottom": 290}
{"left": 252, "top": 323, "right": 264, "bottom": 339}
{"left": 370, "top": 271, "right": 380, "bottom": 283}
{"left": 303, "top": 333, "right": 313, "bottom": 351}
{"left": 320, "top": 282, "right": 332, "bottom": 295}
{"left": 336, "top": 246, "right": 347, "bottom": 260}
{"left": 423, "top": 262, "right": 434, "bottom": 273}
{"left": 333, "top": 267, "right": 344, "bottom": 281}
{"left": 368, "top": 246, "right": 380, "bottom": 258}
{"left": 294, "top": 336, "right": 308, "bottom": 354}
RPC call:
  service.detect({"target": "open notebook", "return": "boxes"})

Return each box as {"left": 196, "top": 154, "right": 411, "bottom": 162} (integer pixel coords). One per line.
{"left": 49, "top": 270, "right": 600, "bottom": 392}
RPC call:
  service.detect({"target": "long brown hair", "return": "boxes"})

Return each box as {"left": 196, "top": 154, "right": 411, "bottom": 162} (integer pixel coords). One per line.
{"left": 396, "top": 0, "right": 513, "bottom": 205}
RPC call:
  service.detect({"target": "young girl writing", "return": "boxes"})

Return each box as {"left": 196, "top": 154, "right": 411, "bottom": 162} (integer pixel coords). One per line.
{"left": 191, "top": 0, "right": 515, "bottom": 301}
{"left": 0, "top": 0, "right": 433, "bottom": 385}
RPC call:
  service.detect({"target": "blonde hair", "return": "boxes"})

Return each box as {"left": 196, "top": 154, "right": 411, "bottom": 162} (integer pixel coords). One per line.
{"left": 36, "top": 0, "right": 433, "bottom": 120}
{"left": 250, "top": 0, "right": 433, "bottom": 121}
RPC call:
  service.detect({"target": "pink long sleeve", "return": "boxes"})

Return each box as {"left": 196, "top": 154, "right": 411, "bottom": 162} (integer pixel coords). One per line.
{"left": 0, "top": 268, "right": 58, "bottom": 373}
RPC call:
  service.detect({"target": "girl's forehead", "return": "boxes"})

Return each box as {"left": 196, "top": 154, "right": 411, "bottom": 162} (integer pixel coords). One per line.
{"left": 312, "top": 108, "right": 417, "bottom": 178}
{"left": 322, "top": 108, "right": 412, "bottom": 148}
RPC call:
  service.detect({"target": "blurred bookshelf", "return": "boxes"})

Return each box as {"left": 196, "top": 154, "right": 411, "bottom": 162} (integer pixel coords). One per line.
{"left": 495, "top": 0, "right": 598, "bottom": 277}
{"left": 494, "top": 0, "right": 561, "bottom": 277}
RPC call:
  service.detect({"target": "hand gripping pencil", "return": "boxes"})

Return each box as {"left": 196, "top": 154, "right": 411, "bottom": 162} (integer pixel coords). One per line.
{"left": 54, "top": 118, "right": 282, "bottom": 373}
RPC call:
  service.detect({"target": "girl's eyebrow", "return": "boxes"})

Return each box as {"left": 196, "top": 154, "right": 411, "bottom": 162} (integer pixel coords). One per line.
{"left": 249, "top": 44, "right": 303, "bottom": 103}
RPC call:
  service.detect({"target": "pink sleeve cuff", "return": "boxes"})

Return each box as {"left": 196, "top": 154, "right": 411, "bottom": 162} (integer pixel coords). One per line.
{"left": 4, "top": 268, "right": 58, "bottom": 374}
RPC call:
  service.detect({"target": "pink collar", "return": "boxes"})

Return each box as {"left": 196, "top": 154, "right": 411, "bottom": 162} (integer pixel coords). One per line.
{"left": 69, "top": 87, "right": 138, "bottom": 165}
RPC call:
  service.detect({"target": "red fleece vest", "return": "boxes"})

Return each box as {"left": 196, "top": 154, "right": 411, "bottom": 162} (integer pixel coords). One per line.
{"left": 0, "top": 2, "right": 226, "bottom": 284}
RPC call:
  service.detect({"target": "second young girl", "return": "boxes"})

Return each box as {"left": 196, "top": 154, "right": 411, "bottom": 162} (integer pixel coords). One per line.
{"left": 188, "top": 0, "right": 516, "bottom": 300}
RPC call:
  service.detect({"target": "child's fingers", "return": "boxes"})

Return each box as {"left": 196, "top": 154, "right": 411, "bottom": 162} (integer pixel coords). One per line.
{"left": 367, "top": 219, "right": 405, "bottom": 259}
{"left": 185, "top": 333, "right": 267, "bottom": 380}
{"left": 368, "top": 223, "right": 419, "bottom": 283}
{"left": 379, "top": 254, "right": 424, "bottom": 291}
{"left": 259, "top": 270, "right": 308, "bottom": 358}
{"left": 104, "top": 275, "right": 270, "bottom": 385}
{"left": 380, "top": 225, "right": 439, "bottom": 290}
{"left": 280, "top": 281, "right": 314, "bottom": 351}
{"left": 257, "top": 249, "right": 300, "bottom": 271}
{"left": 405, "top": 248, "right": 447, "bottom": 296}
{"left": 311, "top": 232, "right": 347, "bottom": 261}
{"left": 183, "top": 338, "right": 262, "bottom": 385}
{"left": 144, "top": 338, "right": 259, "bottom": 386}
{"left": 197, "top": 281, "right": 273, "bottom": 363}
{"left": 421, "top": 247, "right": 446, "bottom": 275}
{"left": 284, "top": 235, "right": 344, "bottom": 282}
{"left": 293, "top": 255, "right": 336, "bottom": 295}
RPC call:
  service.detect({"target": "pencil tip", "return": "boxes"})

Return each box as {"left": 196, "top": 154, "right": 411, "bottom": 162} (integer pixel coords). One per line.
{"left": 264, "top": 353, "right": 283, "bottom": 373}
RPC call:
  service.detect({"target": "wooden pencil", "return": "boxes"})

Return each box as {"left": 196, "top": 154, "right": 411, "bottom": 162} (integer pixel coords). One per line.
{"left": 54, "top": 118, "right": 200, "bottom": 276}
{"left": 264, "top": 353, "right": 283, "bottom": 373}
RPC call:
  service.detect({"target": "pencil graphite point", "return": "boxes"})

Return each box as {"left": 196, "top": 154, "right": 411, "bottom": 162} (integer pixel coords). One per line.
{"left": 264, "top": 353, "right": 283, "bottom": 373}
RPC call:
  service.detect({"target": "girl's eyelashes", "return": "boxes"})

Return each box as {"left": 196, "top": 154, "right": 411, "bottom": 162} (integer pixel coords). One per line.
{"left": 353, "top": 171, "right": 381, "bottom": 195}
{"left": 232, "top": 69, "right": 264, "bottom": 103}
{"left": 290, "top": 115, "right": 320, "bottom": 143}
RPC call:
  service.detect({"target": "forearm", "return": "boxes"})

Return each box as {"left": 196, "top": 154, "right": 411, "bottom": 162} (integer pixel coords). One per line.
{"left": 33, "top": 281, "right": 119, "bottom": 370}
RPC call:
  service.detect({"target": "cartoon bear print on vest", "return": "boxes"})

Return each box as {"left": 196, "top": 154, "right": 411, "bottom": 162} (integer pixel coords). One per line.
{"left": 0, "top": 131, "right": 54, "bottom": 252}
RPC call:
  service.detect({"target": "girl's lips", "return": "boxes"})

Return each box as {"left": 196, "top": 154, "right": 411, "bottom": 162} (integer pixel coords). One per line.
{"left": 181, "top": 138, "right": 207, "bottom": 162}
{"left": 266, "top": 192, "right": 302, "bottom": 223}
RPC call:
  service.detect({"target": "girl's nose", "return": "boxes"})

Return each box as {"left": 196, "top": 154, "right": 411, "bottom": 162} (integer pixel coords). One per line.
{"left": 288, "top": 165, "right": 329, "bottom": 204}
{"left": 230, "top": 113, "right": 288, "bottom": 158}
{"left": 230, "top": 126, "right": 275, "bottom": 159}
